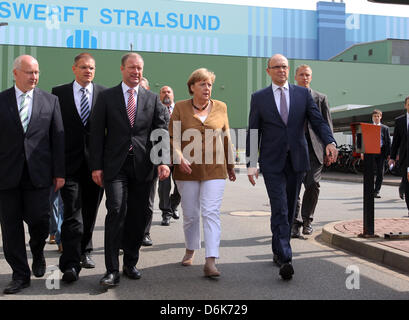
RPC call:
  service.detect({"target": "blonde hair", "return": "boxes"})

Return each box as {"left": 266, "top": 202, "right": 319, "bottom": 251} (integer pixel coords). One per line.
{"left": 187, "top": 68, "right": 216, "bottom": 95}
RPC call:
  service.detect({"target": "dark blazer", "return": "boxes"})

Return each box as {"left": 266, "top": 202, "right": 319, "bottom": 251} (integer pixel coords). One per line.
{"left": 89, "top": 83, "right": 169, "bottom": 182}
{"left": 307, "top": 89, "right": 334, "bottom": 164}
{"left": 380, "top": 123, "right": 391, "bottom": 159}
{"left": 51, "top": 82, "right": 106, "bottom": 176}
{"left": 0, "top": 86, "right": 65, "bottom": 190}
{"left": 391, "top": 114, "right": 407, "bottom": 170}
{"left": 246, "top": 84, "right": 335, "bottom": 173}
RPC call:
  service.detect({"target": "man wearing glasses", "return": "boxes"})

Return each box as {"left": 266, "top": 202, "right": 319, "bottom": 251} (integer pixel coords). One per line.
{"left": 246, "top": 54, "right": 337, "bottom": 281}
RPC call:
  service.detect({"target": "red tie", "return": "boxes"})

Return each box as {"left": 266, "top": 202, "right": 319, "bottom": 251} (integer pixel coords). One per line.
{"left": 127, "top": 88, "right": 136, "bottom": 127}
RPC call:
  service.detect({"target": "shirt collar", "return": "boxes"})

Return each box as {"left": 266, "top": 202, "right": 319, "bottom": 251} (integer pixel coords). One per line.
{"left": 74, "top": 81, "right": 93, "bottom": 94}
{"left": 271, "top": 81, "right": 289, "bottom": 92}
{"left": 15, "top": 85, "right": 34, "bottom": 99}
{"left": 122, "top": 82, "right": 139, "bottom": 95}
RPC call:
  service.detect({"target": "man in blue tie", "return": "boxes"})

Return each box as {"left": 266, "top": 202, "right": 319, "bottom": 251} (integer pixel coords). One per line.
{"left": 52, "top": 53, "right": 105, "bottom": 283}
{"left": 246, "top": 54, "right": 337, "bottom": 280}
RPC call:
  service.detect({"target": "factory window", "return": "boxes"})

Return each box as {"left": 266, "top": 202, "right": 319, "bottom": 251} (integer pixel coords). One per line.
{"left": 368, "top": 49, "right": 373, "bottom": 56}
{"left": 353, "top": 54, "right": 358, "bottom": 61}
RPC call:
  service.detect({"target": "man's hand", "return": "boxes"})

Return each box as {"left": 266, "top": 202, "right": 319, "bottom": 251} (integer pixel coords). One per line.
{"left": 247, "top": 167, "right": 258, "bottom": 186}
{"left": 227, "top": 168, "right": 236, "bottom": 182}
{"left": 388, "top": 159, "right": 395, "bottom": 168}
{"left": 325, "top": 143, "right": 338, "bottom": 164}
{"left": 92, "top": 170, "right": 104, "bottom": 187}
{"left": 158, "top": 165, "right": 170, "bottom": 181}
{"left": 53, "top": 177, "right": 65, "bottom": 192}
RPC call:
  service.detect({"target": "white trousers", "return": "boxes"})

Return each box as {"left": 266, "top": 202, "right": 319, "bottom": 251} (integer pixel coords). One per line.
{"left": 176, "top": 179, "right": 226, "bottom": 258}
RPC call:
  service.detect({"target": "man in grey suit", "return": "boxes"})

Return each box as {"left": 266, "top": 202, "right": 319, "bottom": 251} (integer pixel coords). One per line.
{"left": 90, "top": 53, "right": 170, "bottom": 288}
{"left": 291, "top": 64, "right": 334, "bottom": 238}
{"left": 0, "top": 55, "right": 65, "bottom": 294}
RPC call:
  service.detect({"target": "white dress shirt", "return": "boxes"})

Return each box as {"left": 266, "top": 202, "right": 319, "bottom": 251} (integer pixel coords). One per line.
{"left": 73, "top": 81, "right": 93, "bottom": 117}
{"left": 15, "top": 85, "right": 34, "bottom": 125}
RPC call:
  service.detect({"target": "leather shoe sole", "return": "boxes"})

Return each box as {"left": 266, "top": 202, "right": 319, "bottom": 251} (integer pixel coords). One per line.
{"left": 279, "top": 263, "right": 294, "bottom": 280}
{"left": 3, "top": 279, "right": 30, "bottom": 294}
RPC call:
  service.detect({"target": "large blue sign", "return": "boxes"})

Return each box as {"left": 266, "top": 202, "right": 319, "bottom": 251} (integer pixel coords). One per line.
{"left": 0, "top": 0, "right": 408, "bottom": 60}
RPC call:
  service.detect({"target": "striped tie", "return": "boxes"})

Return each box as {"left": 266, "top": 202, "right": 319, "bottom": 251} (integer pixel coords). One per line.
{"left": 80, "top": 87, "right": 90, "bottom": 125}
{"left": 127, "top": 88, "right": 136, "bottom": 127}
{"left": 19, "top": 93, "right": 29, "bottom": 132}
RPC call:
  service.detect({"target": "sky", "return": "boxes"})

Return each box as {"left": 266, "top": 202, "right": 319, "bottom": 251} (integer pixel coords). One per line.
{"left": 178, "top": 0, "right": 409, "bottom": 17}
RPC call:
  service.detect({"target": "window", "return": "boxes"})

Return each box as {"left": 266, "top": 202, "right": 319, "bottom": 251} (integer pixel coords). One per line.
{"left": 353, "top": 54, "right": 358, "bottom": 61}
{"left": 369, "top": 49, "right": 373, "bottom": 56}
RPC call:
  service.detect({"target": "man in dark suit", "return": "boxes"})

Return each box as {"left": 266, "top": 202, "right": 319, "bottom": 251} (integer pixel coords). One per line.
{"left": 389, "top": 96, "right": 409, "bottom": 215}
{"left": 291, "top": 64, "right": 334, "bottom": 237}
{"left": 370, "top": 109, "right": 391, "bottom": 199}
{"left": 90, "top": 53, "right": 170, "bottom": 288}
{"left": 246, "top": 54, "right": 337, "bottom": 281}
{"left": 51, "top": 53, "right": 105, "bottom": 283}
{"left": 158, "top": 86, "right": 181, "bottom": 226}
{"left": 0, "top": 55, "right": 65, "bottom": 294}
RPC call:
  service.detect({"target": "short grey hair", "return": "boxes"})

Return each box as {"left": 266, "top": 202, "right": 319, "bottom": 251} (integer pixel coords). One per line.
{"left": 13, "top": 55, "right": 38, "bottom": 70}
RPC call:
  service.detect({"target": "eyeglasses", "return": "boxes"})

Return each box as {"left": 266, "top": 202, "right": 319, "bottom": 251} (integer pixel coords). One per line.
{"left": 268, "top": 65, "right": 288, "bottom": 70}
{"left": 20, "top": 70, "right": 40, "bottom": 76}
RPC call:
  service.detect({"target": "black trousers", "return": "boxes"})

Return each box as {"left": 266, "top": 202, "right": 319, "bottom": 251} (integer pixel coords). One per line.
{"left": 59, "top": 164, "right": 103, "bottom": 272}
{"left": 158, "top": 168, "right": 181, "bottom": 218}
{"left": 294, "top": 149, "right": 322, "bottom": 225}
{"left": 0, "top": 165, "right": 50, "bottom": 281}
{"left": 104, "top": 155, "right": 152, "bottom": 273}
{"left": 374, "top": 153, "right": 386, "bottom": 194}
{"left": 144, "top": 173, "right": 158, "bottom": 236}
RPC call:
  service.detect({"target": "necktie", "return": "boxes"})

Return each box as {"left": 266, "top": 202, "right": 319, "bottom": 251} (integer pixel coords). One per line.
{"left": 127, "top": 88, "right": 136, "bottom": 127}
{"left": 279, "top": 87, "right": 288, "bottom": 125}
{"left": 19, "top": 93, "right": 29, "bottom": 132}
{"left": 80, "top": 87, "right": 90, "bottom": 125}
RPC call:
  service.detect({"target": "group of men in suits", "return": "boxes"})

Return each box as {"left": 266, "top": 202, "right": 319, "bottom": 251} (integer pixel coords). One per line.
{"left": 0, "top": 52, "right": 171, "bottom": 293}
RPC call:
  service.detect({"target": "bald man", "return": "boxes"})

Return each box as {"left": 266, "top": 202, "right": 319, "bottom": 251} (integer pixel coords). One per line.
{"left": 246, "top": 54, "right": 337, "bottom": 281}
{"left": 0, "top": 55, "right": 65, "bottom": 294}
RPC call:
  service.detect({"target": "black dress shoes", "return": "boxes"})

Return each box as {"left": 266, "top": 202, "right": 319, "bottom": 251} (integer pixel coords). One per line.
{"left": 273, "top": 254, "right": 282, "bottom": 267}
{"left": 279, "top": 262, "right": 294, "bottom": 281}
{"left": 123, "top": 265, "right": 141, "bottom": 279}
{"left": 172, "top": 209, "right": 180, "bottom": 220}
{"left": 32, "top": 254, "right": 46, "bottom": 278}
{"left": 374, "top": 192, "right": 381, "bottom": 199}
{"left": 3, "top": 279, "right": 30, "bottom": 294}
{"left": 100, "top": 272, "right": 120, "bottom": 288}
{"left": 161, "top": 216, "right": 171, "bottom": 226}
{"left": 62, "top": 267, "right": 79, "bottom": 283}
{"left": 302, "top": 222, "right": 313, "bottom": 235}
{"left": 142, "top": 234, "right": 153, "bottom": 246}
{"left": 291, "top": 224, "right": 301, "bottom": 238}
{"left": 80, "top": 253, "right": 96, "bottom": 269}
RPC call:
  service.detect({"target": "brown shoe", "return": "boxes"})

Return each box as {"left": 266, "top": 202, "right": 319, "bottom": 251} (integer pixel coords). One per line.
{"left": 181, "top": 250, "right": 195, "bottom": 266}
{"left": 58, "top": 243, "right": 63, "bottom": 253}
{"left": 203, "top": 265, "right": 221, "bottom": 278}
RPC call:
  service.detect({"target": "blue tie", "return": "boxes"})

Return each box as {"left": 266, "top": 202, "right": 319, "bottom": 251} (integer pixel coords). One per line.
{"left": 80, "top": 87, "right": 90, "bottom": 125}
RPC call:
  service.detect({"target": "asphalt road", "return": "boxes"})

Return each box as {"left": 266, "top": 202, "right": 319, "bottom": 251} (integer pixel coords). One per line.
{"left": 0, "top": 173, "right": 408, "bottom": 301}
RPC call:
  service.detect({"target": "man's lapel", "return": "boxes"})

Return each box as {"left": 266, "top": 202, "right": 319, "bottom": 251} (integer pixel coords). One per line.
{"left": 7, "top": 87, "right": 23, "bottom": 130}
{"left": 28, "top": 88, "right": 43, "bottom": 132}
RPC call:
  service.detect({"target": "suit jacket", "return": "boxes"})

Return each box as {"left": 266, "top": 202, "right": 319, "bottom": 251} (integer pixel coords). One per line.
{"left": 390, "top": 114, "right": 407, "bottom": 171}
{"left": 0, "top": 86, "right": 65, "bottom": 190}
{"left": 169, "top": 99, "right": 235, "bottom": 181}
{"left": 89, "top": 83, "right": 169, "bottom": 182}
{"left": 51, "top": 82, "right": 106, "bottom": 177}
{"left": 306, "top": 89, "right": 334, "bottom": 164}
{"left": 379, "top": 123, "right": 391, "bottom": 159}
{"left": 246, "top": 84, "right": 335, "bottom": 173}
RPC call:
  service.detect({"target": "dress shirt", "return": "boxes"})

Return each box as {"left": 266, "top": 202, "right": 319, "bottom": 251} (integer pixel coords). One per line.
{"left": 73, "top": 81, "right": 93, "bottom": 117}
{"left": 15, "top": 85, "right": 34, "bottom": 125}
{"left": 122, "top": 82, "right": 139, "bottom": 112}
{"left": 271, "top": 81, "right": 290, "bottom": 116}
